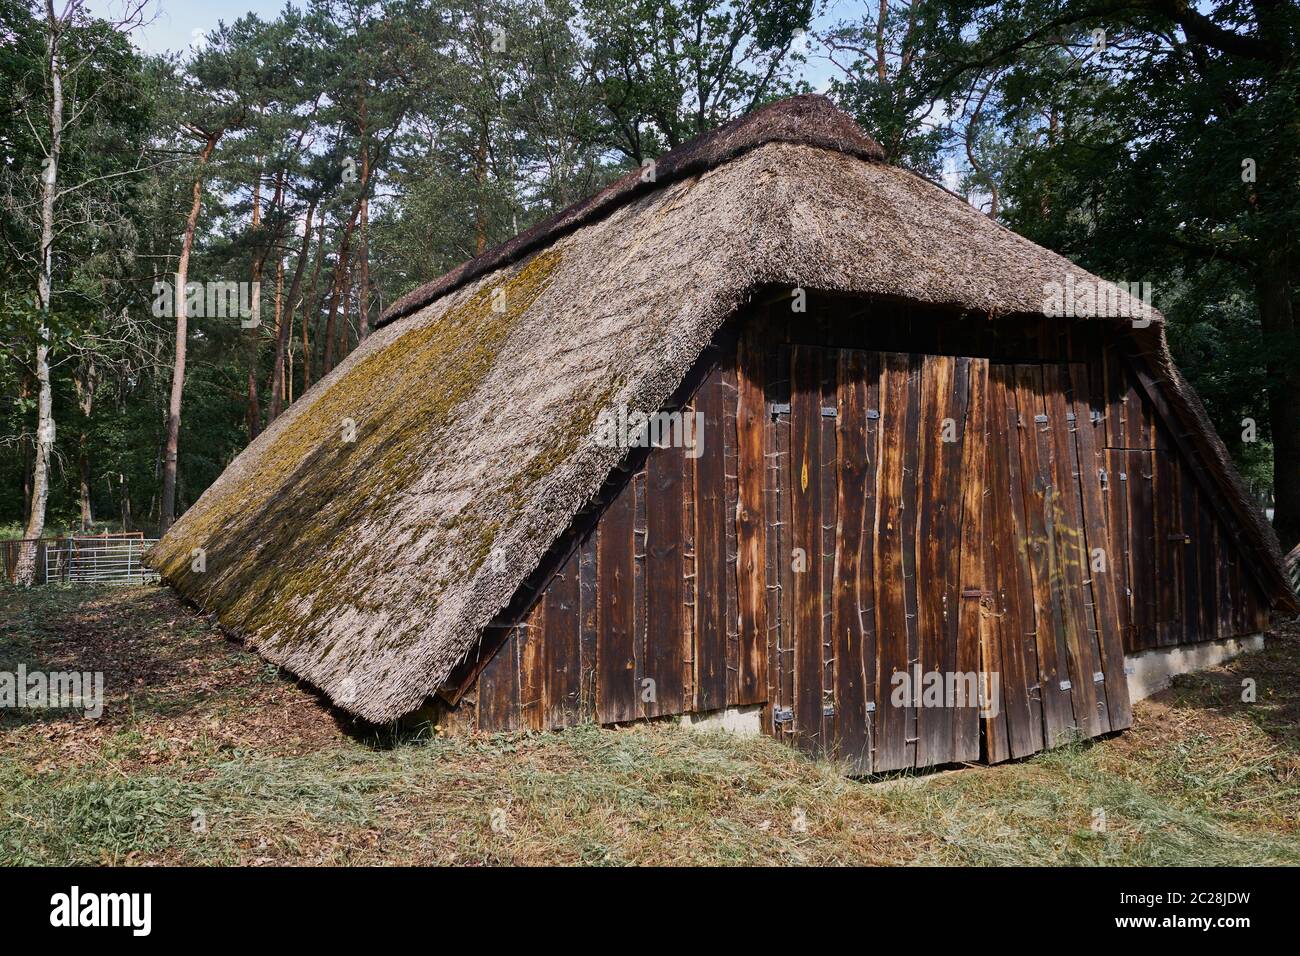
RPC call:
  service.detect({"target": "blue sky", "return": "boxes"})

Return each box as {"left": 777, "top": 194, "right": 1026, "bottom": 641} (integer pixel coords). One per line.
{"left": 85, "top": 0, "right": 849, "bottom": 86}
{"left": 84, "top": 0, "right": 287, "bottom": 54}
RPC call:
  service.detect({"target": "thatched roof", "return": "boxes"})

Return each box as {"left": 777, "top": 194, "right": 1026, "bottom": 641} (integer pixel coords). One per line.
{"left": 149, "top": 95, "right": 1294, "bottom": 724}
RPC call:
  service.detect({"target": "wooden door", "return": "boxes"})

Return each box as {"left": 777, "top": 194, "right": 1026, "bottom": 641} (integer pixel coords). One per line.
{"left": 769, "top": 347, "right": 989, "bottom": 774}
{"left": 980, "top": 363, "right": 1132, "bottom": 762}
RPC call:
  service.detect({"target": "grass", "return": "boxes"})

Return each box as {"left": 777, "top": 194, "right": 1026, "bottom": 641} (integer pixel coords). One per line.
{"left": 1, "top": 583, "right": 1298, "bottom": 866}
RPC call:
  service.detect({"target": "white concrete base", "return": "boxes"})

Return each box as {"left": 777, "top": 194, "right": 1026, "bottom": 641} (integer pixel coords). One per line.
{"left": 1125, "top": 634, "right": 1264, "bottom": 701}
{"left": 679, "top": 704, "right": 763, "bottom": 736}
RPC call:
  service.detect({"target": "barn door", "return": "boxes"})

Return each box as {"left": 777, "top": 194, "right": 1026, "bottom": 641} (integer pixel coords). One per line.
{"left": 768, "top": 347, "right": 990, "bottom": 774}
{"left": 979, "top": 363, "right": 1133, "bottom": 763}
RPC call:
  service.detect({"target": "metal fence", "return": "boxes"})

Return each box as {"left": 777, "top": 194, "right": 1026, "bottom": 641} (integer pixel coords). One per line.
{"left": 2, "top": 534, "right": 159, "bottom": 586}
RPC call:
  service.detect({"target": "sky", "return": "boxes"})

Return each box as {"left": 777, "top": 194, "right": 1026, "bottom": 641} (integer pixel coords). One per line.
{"left": 85, "top": 0, "right": 848, "bottom": 82}
{"left": 83, "top": 0, "right": 286, "bottom": 54}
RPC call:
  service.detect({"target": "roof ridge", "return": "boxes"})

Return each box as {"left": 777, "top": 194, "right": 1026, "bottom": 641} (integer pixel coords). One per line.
{"left": 377, "top": 94, "right": 884, "bottom": 328}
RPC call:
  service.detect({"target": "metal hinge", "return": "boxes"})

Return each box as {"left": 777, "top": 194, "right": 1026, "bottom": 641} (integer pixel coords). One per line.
{"left": 821, "top": 406, "right": 838, "bottom": 418}
{"left": 769, "top": 402, "right": 791, "bottom": 416}
{"left": 1059, "top": 679, "right": 1072, "bottom": 690}
{"left": 773, "top": 707, "right": 794, "bottom": 727}
{"left": 866, "top": 409, "right": 881, "bottom": 420}
{"left": 1034, "top": 414, "right": 1049, "bottom": 424}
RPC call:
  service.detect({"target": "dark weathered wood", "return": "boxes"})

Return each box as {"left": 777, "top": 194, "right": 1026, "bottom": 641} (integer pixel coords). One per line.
{"left": 789, "top": 345, "right": 825, "bottom": 753}
{"left": 476, "top": 626, "right": 519, "bottom": 731}
{"left": 1043, "top": 366, "right": 1105, "bottom": 738}
{"left": 578, "top": 531, "right": 598, "bottom": 721}
{"left": 955, "top": 358, "right": 988, "bottom": 762}
{"left": 518, "top": 604, "right": 545, "bottom": 730}
{"left": 735, "top": 330, "right": 769, "bottom": 707}
{"left": 1013, "top": 364, "right": 1078, "bottom": 746}
{"left": 543, "top": 551, "right": 582, "bottom": 727}
{"left": 1068, "top": 364, "right": 1133, "bottom": 730}
{"left": 987, "top": 364, "right": 1044, "bottom": 759}
{"left": 1197, "top": 492, "right": 1217, "bottom": 643}
{"left": 597, "top": 479, "right": 638, "bottom": 723}
{"left": 1152, "top": 448, "right": 1184, "bottom": 647}
{"left": 722, "top": 361, "right": 743, "bottom": 706}
{"left": 914, "top": 354, "right": 969, "bottom": 766}
{"left": 773, "top": 343, "right": 796, "bottom": 741}
{"left": 874, "top": 352, "right": 913, "bottom": 771}
{"left": 830, "top": 349, "right": 872, "bottom": 770}
{"left": 694, "top": 365, "right": 729, "bottom": 712}
{"left": 645, "top": 443, "right": 687, "bottom": 717}
{"left": 1178, "top": 465, "right": 1203, "bottom": 645}
{"left": 818, "top": 351, "right": 838, "bottom": 750}
{"left": 1129, "top": 450, "right": 1158, "bottom": 649}
{"left": 898, "top": 355, "right": 923, "bottom": 767}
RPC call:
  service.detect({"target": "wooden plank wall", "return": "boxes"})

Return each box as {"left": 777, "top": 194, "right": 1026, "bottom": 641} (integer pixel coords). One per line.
{"left": 461, "top": 295, "right": 1272, "bottom": 764}
{"left": 472, "top": 353, "right": 761, "bottom": 732}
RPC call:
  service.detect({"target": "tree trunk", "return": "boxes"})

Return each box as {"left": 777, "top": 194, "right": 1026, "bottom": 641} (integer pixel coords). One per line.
{"left": 1258, "top": 253, "right": 1300, "bottom": 550}
{"left": 270, "top": 197, "right": 316, "bottom": 421}
{"left": 75, "top": 357, "right": 97, "bottom": 530}
{"left": 17, "top": 2, "right": 65, "bottom": 585}
{"left": 302, "top": 220, "right": 326, "bottom": 389}
{"left": 322, "top": 206, "right": 359, "bottom": 375}
{"left": 160, "top": 130, "right": 221, "bottom": 536}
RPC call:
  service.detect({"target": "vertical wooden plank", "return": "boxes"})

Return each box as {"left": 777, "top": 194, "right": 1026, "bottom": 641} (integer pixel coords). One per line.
{"left": 774, "top": 344, "right": 796, "bottom": 739}
{"left": 762, "top": 331, "right": 786, "bottom": 730}
{"left": 735, "top": 330, "right": 769, "bottom": 707}
{"left": 914, "top": 354, "right": 968, "bottom": 767}
{"left": 1152, "top": 449, "right": 1184, "bottom": 647}
{"left": 722, "top": 362, "right": 743, "bottom": 706}
{"left": 694, "top": 366, "right": 729, "bottom": 712}
{"left": 542, "top": 551, "right": 582, "bottom": 728}
{"left": 518, "top": 603, "right": 545, "bottom": 730}
{"left": 578, "top": 530, "right": 598, "bottom": 722}
{"left": 873, "top": 352, "right": 914, "bottom": 771}
{"left": 1197, "top": 491, "right": 1217, "bottom": 644}
{"left": 1214, "top": 519, "right": 1234, "bottom": 639}
{"left": 979, "top": 418, "right": 1011, "bottom": 764}
{"left": 953, "top": 357, "right": 988, "bottom": 763}
{"left": 476, "top": 627, "right": 519, "bottom": 732}
{"left": 596, "top": 478, "right": 638, "bottom": 723}
{"left": 1068, "top": 364, "right": 1133, "bottom": 730}
{"left": 1129, "top": 450, "right": 1158, "bottom": 649}
{"left": 899, "top": 355, "right": 923, "bottom": 767}
{"left": 1044, "top": 367, "right": 1105, "bottom": 737}
{"left": 819, "top": 352, "right": 838, "bottom": 751}
{"left": 644, "top": 443, "right": 687, "bottom": 717}
{"left": 1178, "top": 467, "right": 1203, "bottom": 644}
{"left": 1014, "top": 364, "right": 1078, "bottom": 746}
{"left": 1104, "top": 449, "right": 1136, "bottom": 653}
{"left": 831, "top": 349, "right": 872, "bottom": 771}
{"left": 987, "top": 364, "right": 1044, "bottom": 759}
{"left": 633, "top": 470, "right": 648, "bottom": 711}
{"left": 789, "top": 345, "right": 824, "bottom": 753}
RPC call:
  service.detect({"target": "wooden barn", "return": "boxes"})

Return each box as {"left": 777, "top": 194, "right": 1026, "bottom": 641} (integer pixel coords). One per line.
{"left": 151, "top": 95, "right": 1297, "bottom": 774}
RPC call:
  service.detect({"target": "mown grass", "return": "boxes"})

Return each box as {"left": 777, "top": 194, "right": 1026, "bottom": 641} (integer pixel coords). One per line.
{"left": 1, "top": 584, "right": 1297, "bottom": 866}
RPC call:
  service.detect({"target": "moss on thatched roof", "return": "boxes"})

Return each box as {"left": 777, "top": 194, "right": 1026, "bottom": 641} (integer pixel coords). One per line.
{"left": 149, "top": 95, "right": 1293, "bottom": 723}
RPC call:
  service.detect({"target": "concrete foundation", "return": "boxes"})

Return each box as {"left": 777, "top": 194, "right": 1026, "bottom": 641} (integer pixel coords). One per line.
{"left": 679, "top": 704, "right": 764, "bottom": 736}
{"left": 1125, "top": 633, "right": 1265, "bottom": 701}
